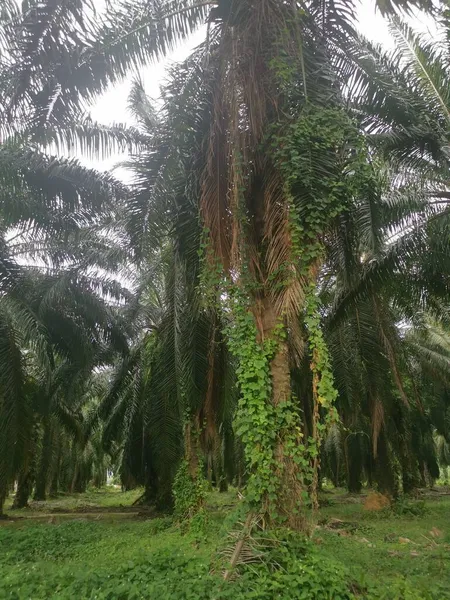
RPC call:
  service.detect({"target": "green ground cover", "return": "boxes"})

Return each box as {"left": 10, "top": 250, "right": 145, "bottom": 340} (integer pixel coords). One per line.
{"left": 1, "top": 488, "right": 449, "bottom": 599}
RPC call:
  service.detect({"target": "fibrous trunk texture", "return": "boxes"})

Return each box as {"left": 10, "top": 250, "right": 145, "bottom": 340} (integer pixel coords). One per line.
{"left": 346, "top": 435, "right": 363, "bottom": 494}
{"left": 185, "top": 420, "right": 200, "bottom": 479}
{"left": 257, "top": 296, "right": 304, "bottom": 529}
{"left": 374, "top": 430, "right": 397, "bottom": 497}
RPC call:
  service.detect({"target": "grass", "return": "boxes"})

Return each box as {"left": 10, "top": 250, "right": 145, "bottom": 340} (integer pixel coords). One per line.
{"left": 1, "top": 487, "right": 449, "bottom": 599}
{"left": 316, "top": 491, "right": 450, "bottom": 596}
{"left": 4, "top": 486, "right": 143, "bottom": 516}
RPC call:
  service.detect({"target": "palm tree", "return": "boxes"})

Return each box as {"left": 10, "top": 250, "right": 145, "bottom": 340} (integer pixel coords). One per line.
{"left": 97, "top": 236, "right": 237, "bottom": 507}
{"left": 0, "top": 0, "right": 144, "bottom": 513}
{"left": 89, "top": 0, "right": 438, "bottom": 524}
{"left": 405, "top": 320, "right": 450, "bottom": 485}
{"left": 322, "top": 13, "right": 450, "bottom": 494}
{"left": 0, "top": 119, "right": 133, "bottom": 513}
{"left": 320, "top": 172, "right": 450, "bottom": 494}
{"left": 0, "top": 267, "right": 129, "bottom": 514}
{"left": 0, "top": 0, "right": 208, "bottom": 142}
{"left": 343, "top": 14, "right": 450, "bottom": 190}
{"left": 1, "top": 0, "right": 440, "bottom": 524}
{"left": 86, "top": 77, "right": 239, "bottom": 511}
{"left": 99, "top": 1, "right": 349, "bottom": 525}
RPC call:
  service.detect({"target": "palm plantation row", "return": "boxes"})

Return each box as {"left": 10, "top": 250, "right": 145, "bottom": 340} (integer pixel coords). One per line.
{"left": 1, "top": 0, "right": 449, "bottom": 527}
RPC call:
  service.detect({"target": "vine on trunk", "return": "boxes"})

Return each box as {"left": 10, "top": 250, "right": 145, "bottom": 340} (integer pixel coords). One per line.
{"left": 173, "top": 459, "right": 208, "bottom": 523}
{"left": 224, "top": 286, "right": 316, "bottom": 523}
{"left": 223, "top": 287, "right": 278, "bottom": 514}
{"left": 271, "top": 105, "right": 377, "bottom": 505}
{"left": 198, "top": 98, "right": 376, "bottom": 521}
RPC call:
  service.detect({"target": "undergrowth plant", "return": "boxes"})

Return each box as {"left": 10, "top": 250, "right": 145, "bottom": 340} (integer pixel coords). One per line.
{"left": 173, "top": 460, "right": 208, "bottom": 524}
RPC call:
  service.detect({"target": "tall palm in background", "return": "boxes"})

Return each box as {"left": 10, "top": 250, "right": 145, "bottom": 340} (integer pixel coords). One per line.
{"left": 0, "top": 0, "right": 136, "bottom": 515}
{"left": 0, "top": 109, "right": 133, "bottom": 514}
{"left": 320, "top": 177, "right": 450, "bottom": 493}
{"left": 0, "top": 264, "right": 130, "bottom": 513}
{"left": 94, "top": 79, "right": 238, "bottom": 506}
{"left": 0, "top": 0, "right": 208, "bottom": 515}
{"left": 323, "top": 13, "right": 450, "bottom": 493}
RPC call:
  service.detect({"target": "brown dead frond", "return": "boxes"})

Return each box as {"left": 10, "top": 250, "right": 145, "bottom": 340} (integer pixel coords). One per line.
{"left": 220, "top": 511, "right": 292, "bottom": 581}
{"left": 371, "top": 397, "right": 385, "bottom": 458}
{"left": 221, "top": 512, "right": 262, "bottom": 580}
{"left": 373, "top": 297, "right": 409, "bottom": 407}
{"left": 200, "top": 0, "right": 302, "bottom": 284}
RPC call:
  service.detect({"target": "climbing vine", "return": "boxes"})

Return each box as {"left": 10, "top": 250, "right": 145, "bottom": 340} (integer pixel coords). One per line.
{"left": 223, "top": 287, "right": 278, "bottom": 513}
{"left": 305, "top": 283, "right": 339, "bottom": 507}
{"left": 270, "top": 104, "right": 378, "bottom": 505}
{"left": 223, "top": 286, "right": 319, "bottom": 521}
{"left": 173, "top": 459, "right": 208, "bottom": 523}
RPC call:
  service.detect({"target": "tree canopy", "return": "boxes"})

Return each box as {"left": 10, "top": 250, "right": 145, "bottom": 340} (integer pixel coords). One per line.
{"left": 1, "top": 0, "right": 449, "bottom": 541}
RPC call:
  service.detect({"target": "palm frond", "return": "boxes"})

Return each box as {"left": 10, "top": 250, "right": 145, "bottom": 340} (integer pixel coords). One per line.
{"left": 389, "top": 18, "right": 450, "bottom": 125}
{"left": 37, "top": 117, "right": 151, "bottom": 161}
{"left": 2, "top": 0, "right": 211, "bottom": 132}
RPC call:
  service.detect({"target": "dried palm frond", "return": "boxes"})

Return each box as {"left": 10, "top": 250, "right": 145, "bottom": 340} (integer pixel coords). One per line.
{"left": 221, "top": 512, "right": 266, "bottom": 581}
{"left": 372, "top": 397, "right": 385, "bottom": 458}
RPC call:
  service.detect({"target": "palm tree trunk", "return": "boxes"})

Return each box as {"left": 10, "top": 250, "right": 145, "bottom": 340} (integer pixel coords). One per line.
{"left": 34, "top": 476, "right": 47, "bottom": 501}
{"left": 71, "top": 462, "right": 87, "bottom": 493}
{"left": 185, "top": 420, "right": 200, "bottom": 478}
{"left": 215, "top": 445, "right": 228, "bottom": 492}
{"left": 34, "top": 426, "right": 53, "bottom": 501}
{"left": 49, "top": 470, "right": 59, "bottom": 498}
{"left": 49, "top": 434, "right": 61, "bottom": 498}
{"left": 374, "top": 430, "right": 397, "bottom": 497}
{"left": 258, "top": 296, "right": 304, "bottom": 528}
{"left": 346, "top": 434, "right": 363, "bottom": 494}
{"left": 143, "top": 479, "right": 156, "bottom": 504}
{"left": 0, "top": 489, "right": 6, "bottom": 518}
{"left": 400, "top": 445, "right": 420, "bottom": 494}
{"left": 176, "top": 419, "right": 205, "bottom": 517}
{"left": 155, "top": 478, "right": 173, "bottom": 511}
{"left": 69, "top": 464, "right": 78, "bottom": 493}
{"left": 12, "top": 470, "right": 33, "bottom": 509}
{"left": 206, "top": 452, "right": 213, "bottom": 485}
{"left": 219, "top": 475, "right": 228, "bottom": 493}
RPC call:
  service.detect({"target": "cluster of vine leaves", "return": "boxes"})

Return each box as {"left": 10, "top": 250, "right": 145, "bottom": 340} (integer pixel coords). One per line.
{"left": 173, "top": 459, "right": 209, "bottom": 532}
{"left": 273, "top": 106, "right": 378, "bottom": 501}
{"left": 224, "top": 288, "right": 284, "bottom": 514}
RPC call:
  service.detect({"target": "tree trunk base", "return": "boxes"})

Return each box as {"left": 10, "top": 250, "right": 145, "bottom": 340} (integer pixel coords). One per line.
{"left": 11, "top": 500, "right": 30, "bottom": 510}
{"left": 219, "top": 479, "right": 228, "bottom": 493}
{"left": 13, "top": 473, "right": 33, "bottom": 509}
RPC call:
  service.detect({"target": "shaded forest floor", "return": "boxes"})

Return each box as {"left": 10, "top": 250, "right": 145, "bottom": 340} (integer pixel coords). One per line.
{"left": 1, "top": 486, "right": 450, "bottom": 599}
